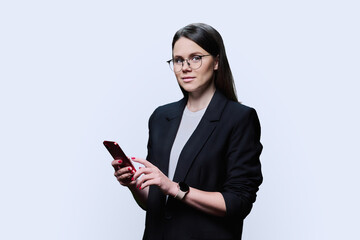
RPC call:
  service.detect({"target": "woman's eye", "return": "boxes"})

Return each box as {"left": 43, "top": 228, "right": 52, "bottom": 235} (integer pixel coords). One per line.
{"left": 174, "top": 58, "right": 183, "bottom": 64}
{"left": 192, "top": 56, "right": 201, "bottom": 62}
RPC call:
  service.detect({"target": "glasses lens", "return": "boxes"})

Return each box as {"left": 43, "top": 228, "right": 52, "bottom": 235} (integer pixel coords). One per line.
{"left": 173, "top": 63, "right": 182, "bottom": 72}
{"left": 172, "top": 58, "right": 183, "bottom": 72}
{"left": 168, "top": 56, "right": 204, "bottom": 72}
{"left": 190, "top": 57, "right": 202, "bottom": 70}
{"left": 168, "top": 60, "right": 175, "bottom": 71}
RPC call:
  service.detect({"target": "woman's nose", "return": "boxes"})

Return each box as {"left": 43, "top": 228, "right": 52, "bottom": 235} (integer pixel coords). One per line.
{"left": 181, "top": 59, "right": 192, "bottom": 71}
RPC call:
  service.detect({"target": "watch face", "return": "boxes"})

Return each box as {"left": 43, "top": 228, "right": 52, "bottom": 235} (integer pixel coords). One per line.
{"left": 179, "top": 182, "right": 189, "bottom": 192}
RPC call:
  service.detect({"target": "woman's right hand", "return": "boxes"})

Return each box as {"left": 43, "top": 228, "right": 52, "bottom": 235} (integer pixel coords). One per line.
{"left": 112, "top": 159, "right": 136, "bottom": 187}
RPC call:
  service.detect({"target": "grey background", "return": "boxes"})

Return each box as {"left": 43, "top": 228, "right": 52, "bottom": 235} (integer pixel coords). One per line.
{"left": 1, "top": 0, "right": 359, "bottom": 239}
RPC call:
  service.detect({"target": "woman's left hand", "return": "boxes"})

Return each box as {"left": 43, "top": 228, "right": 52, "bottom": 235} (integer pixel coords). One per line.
{"left": 131, "top": 157, "right": 178, "bottom": 197}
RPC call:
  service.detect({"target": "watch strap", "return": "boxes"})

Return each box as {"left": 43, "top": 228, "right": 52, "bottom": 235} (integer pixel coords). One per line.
{"left": 174, "top": 182, "right": 189, "bottom": 200}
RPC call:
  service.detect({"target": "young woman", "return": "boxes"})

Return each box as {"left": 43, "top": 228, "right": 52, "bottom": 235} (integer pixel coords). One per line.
{"left": 112, "top": 23, "right": 263, "bottom": 240}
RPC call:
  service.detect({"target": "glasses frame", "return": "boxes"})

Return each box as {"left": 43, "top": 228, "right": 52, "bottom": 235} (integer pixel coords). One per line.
{"left": 167, "top": 54, "right": 211, "bottom": 72}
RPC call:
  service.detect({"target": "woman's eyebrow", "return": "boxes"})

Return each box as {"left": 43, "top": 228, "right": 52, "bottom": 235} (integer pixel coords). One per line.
{"left": 173, "top": 52, "right": 204, "bottom": 58}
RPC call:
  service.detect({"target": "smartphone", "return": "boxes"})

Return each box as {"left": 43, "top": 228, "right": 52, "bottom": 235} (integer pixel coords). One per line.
{"left": 103, "top": 140, "right": 136, "bottom": 171}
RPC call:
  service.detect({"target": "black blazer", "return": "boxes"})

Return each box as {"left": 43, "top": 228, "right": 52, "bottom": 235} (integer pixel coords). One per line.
{"left": 143, "top": 90, "right": 263, "bottom": 240}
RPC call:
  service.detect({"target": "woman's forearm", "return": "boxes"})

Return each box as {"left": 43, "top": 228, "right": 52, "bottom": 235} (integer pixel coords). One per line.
{"left": 181, "top": 187, "right": 226, "bottom": 217}
{"left": 128, "top": 182, "right": 149, "bottom": 210}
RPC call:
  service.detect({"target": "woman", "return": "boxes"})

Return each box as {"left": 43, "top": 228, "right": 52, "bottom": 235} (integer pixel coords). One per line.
{"left": 112, "top": 23, "right": 263, "bottom": 240}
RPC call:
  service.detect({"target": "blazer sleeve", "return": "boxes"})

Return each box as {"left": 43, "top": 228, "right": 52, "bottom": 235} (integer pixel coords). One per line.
{"left": 221, "top": 107, "right": 263, "bottom": 219}
{"left": 145, "top": 109, "right": 156, "bottom": 162}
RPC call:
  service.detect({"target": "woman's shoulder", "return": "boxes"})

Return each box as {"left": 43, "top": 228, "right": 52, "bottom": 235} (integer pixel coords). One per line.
{"left": 154, "top": 100, "right": 182, "bottom": 113}
{"left": 212, "top": 90, "right": 258, "bottom": 118}
{"left": 226, "top": 100, "right": 257, "bottom": 116}
{"left": 149, "top": 98, "right": 186, "bottom": 121}
{"left": 221, "top": 100, "right": 261, "bottom": 129}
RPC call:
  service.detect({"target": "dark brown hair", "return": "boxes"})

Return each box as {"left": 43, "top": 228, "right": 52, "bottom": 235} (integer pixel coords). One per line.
{"left": 172, "top": 23, "right": 238, "bottom": 101}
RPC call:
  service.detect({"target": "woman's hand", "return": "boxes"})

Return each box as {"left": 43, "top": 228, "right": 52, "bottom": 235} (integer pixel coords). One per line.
{"left": 112, "top": 159, "right": 136, "bottom": 187}
{"left": 114, "top": 157, "right": 226, "bottom": 215}
{"left": 131, "top": 157, "right": 178, "bottom": 197}
{"left": 111, "top": 158, "right": 149, "bottom": 210}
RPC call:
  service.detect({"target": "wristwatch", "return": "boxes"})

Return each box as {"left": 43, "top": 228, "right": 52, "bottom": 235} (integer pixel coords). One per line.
{"left": 174, "top": 182, "right": 189, "bottom": 200}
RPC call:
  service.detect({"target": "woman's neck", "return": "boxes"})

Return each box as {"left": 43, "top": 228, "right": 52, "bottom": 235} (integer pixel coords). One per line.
{"left": 187, "top": 85, "right": 216, "bottom": 112}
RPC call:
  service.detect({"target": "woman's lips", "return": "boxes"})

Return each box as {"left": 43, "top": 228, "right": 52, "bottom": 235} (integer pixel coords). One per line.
{"left": 182, "top": 77, "right": 195, "bottom": 83}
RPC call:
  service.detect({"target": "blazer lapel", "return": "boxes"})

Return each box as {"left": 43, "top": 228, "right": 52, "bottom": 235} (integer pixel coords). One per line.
{"left": 173, "top": 90, "right": 228, "bottom": 182}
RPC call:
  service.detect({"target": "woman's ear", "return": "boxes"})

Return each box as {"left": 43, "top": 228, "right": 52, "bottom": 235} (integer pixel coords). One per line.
{"left": 214, "top": 55, "right": 219, "bottom": 70}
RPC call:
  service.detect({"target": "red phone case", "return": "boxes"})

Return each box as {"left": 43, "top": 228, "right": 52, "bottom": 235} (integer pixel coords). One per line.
{"left": 103, "top": 140, "right": 136, "bottom": 171}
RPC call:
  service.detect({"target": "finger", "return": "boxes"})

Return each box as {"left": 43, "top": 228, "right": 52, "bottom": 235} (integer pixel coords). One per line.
{"left": 132, "top": 166, "right": 155, "bottom": 181}
{"left": 117, "top": 167, "right": 136, "bottom": 181}
{"left": 111, "top": 159, "right": 125, "bottom": 170}
{"left": 114, "top": 166, "right": 130, "bottom": 176}
{"left": 116, "top": 172, "right": 137, "bottom": 186}
{"left": 136, "top": 172, "right": 155, "bottom": 187}
{"left": 116, "top": 172, "right": 134, "bottom": 181}
{"left": 118, "top": 177, "right": 136, "bottom": 186}
{"left": 114, "top": 166, "right": 134, "bottom": 177}
{"left": 114, "top": 168, "right": 133, "bottom": 177}
{"left": 130, "top": 157, "right": 154, "bottom": 168}
{"left": 138, "top": 178, "right": 158, "bottom": 190}
{"left": 132, "top": 166, "right": 147, "bottom": 179}
{"left": 111, "top": 159, "right": 122, "bottom": 166}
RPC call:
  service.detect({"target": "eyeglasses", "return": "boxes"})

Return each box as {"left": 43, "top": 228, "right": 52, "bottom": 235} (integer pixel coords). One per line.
{"left": 167, "top": 55, "right": 211, "bottom": 72}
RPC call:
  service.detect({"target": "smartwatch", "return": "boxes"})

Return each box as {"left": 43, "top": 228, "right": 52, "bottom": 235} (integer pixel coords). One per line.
{"left": 174, "top": 182, "right": 189, "bottom": 200}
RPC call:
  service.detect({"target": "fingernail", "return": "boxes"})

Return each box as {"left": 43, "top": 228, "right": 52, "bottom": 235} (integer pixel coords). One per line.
{"left": 131, "top": 177, "right": 134, "bottom": 181}
{"left": 139, "top": 186, "right": 141, "bottom": 190}
{"left": 128, "top": 167, "right": 132, "bottom": 171}
{"left": 131, "top": 157, "right": 135, "bottom": 160}
{"left": 118, "top": 160, "right": 122, "bottom": 163}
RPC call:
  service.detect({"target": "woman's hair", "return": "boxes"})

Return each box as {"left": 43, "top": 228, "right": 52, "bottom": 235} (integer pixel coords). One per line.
{"left": 172, "top": 23, "right": 238, "bottom": 102}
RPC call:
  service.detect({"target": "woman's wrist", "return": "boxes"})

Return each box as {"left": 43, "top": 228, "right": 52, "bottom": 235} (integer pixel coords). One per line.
{"left": 168, "top": 182, "right": 180, "bottom": 197}
{"left": 127, "top": 179, "right": 138, "bottom": 191}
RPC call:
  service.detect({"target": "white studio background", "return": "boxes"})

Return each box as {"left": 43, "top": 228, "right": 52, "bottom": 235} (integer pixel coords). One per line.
{"left": 0, "top": 1, "right": 359, "bottom": 239}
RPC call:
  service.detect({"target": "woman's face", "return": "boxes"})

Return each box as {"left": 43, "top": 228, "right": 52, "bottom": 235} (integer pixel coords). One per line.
{"left": 172, "top": 37, "right": 218, "bottom": 95}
